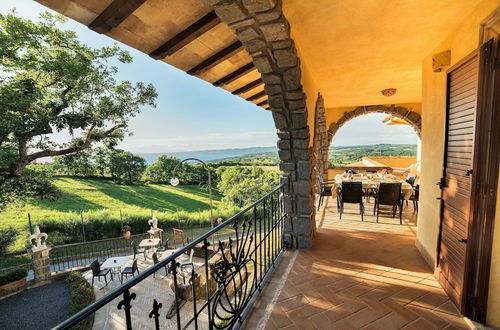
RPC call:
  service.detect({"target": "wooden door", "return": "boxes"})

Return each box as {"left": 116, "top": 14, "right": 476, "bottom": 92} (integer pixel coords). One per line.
{"left": 437, "top": 49, "right": 479, "bottom": 310}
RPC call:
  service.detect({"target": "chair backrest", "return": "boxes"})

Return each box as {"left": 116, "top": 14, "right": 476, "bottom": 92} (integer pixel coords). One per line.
{"left": 132, "top": 259, "right": 138, "bottom": 272}
{"left": 413, "top": 184, "right": 420, "bottom": 200}
{"left": 406, "top": 173, "right": 417, "bottom": 186}
{"left": 131, "top": 241, "right": 138, "bottom": 252}
{"left": 152, "top": 252, "right": 159, "bottom": 265}
{"left": 378, "top": 182, "right": 402, "bottom": 206}
{"left": 90, "top": 259, "right": 100, "bottom": 275}
{"left": 341, "top": 181, "right": 363, "bottom": 203}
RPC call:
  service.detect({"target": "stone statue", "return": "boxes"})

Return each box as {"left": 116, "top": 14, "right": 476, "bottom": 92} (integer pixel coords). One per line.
{"left": 148, "top": 214, "right": 158, "bottom": 230}
{"left": 29, "top": 226, "right": 48, "bottom": 252}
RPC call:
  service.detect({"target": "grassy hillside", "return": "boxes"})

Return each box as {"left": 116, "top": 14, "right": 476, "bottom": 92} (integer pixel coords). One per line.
{"left": 329, "top": 144, "right": 417, "bottom": 166}
{"left": 0, "top": 177, "right": 224, "bottom": 249}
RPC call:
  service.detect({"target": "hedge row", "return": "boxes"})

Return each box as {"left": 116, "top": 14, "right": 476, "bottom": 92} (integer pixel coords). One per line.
{"left": 65, "top": 272, "right": 96, "bottom": 330}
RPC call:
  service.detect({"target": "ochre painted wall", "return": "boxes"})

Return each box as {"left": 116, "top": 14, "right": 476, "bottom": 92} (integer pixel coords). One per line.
{"left": 365, "top": 156, "right": 417, "bottom": 169}
{"left": 489, "top": 173, "right": 500, "bottom": 326}
{"left": 417, "top": 1, "right": 500, "bottom": 326}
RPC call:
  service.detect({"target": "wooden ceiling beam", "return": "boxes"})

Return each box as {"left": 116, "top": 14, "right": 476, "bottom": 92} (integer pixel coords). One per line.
{"left": 89, "top": 0, "right": 146, "bottom": 34}
{"left": 232, "top": 78, "right": 263, "bottom": 95}
{"left": 150, "top": 11, "right": 221, "bottom": 60}
{"left": 257, "top": 100, "right": 269, "bottom": 107}
{"left": 187, "top": 40, "right": 243, "bottom": 76}
{"left": 246, "top": 90, "right": 267, "bottom": 102}
{"left": 212, "top": 62, "right": 255, "bottom": 87}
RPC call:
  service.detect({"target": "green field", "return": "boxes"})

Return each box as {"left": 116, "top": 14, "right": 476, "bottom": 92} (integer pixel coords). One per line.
{"left": 0, "top": 177, "right": 225, "bottom": 250}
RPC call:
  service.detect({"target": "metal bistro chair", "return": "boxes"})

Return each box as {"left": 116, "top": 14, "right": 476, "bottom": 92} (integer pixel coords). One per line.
{"left": 409, "top": 184, "right": 420, "bottom": 211}
{"left": 121, "top": 259, "right": 139, "bottom": 283}
{"left": 339, "top": 181, "right": 364, "bottom": 221}
{"left": 132, "top": 241, "right": 146, "bottom": 261}
{"left": 180, "top": 249, "right": 195, "bottom": 284}
{"left": 373, "top": 182, "right": 403, "bottom": 224}
{"left": 90, "top": 259, "right": 112, "bottom": 286}
{"left": 152, "top": 252, "right": 168, "bottom": 278}
{"left": 155, "top": 239, "right": 170, "bottom": 256}
{"left": 317, "top": 176, "right": 337, "bottom": 211}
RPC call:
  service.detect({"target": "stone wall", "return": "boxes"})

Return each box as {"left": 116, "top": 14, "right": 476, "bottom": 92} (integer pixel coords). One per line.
{"left": 206, "top": 0, "right": 315, "bottom": 248}
{"left": 327, "top": 105, "right": 422, "bottom": 146}
{"left": 312, "top": 94, "right": 329, "bottom": 183}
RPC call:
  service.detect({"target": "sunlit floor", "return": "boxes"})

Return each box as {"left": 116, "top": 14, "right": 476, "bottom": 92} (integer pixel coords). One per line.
{"left": 244, "top": 198, "right": 471, "bottom": 329}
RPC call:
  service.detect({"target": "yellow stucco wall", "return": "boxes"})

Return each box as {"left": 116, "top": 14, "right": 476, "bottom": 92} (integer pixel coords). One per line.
{"left": 417, "top": 0, "right": 500, "bottom": 326}
{"left": 365, "top": 156, "right": 417, "bottom": 169}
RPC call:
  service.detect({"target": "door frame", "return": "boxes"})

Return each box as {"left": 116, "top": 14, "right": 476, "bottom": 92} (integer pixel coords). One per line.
{"left": 436, "top": 36, "right": 499, "bottom": 323}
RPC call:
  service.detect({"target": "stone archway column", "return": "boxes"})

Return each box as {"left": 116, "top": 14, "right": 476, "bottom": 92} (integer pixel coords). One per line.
{"left": 207, "top": 0, "right": 315, "bottom": 248}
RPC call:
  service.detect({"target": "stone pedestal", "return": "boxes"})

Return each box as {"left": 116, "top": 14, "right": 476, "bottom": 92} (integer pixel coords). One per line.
{"left": 148, "top": 228, "right": 163, "bottom": 240}
{"left": 30, "top": 248, "right": 52, "bottom": 283}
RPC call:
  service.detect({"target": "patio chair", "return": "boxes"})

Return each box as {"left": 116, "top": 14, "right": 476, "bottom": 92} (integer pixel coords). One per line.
{"left": 373, "top": 182, "right": 403, "bottom": 224}
{"left": 317, "top": 176, "right": 337, "bottom": 211}
{"left": 339, "top": 181, "right": 364, "bottom": 221}
{"left": 172, "top": 228, "right": 186, "bottom": 248}
{"left": 180, "top": 249, "right": 195, "bottom": 284}
{"left": 90, "top": 259, "right": 112, "bottom": 286}
{"left": 152, "top": 252, "right": 168, "bottom": 278}
{"left": 132, "top": 241, "right": 146, "bottom": 261}
{"left": 121, "top": 259, "right": 139, "bottom": 283}
{"left": 409, "top": 184, "right": 419, "bottom": 211}
{"left": 155, "top": 239, "right": 170, "bottom": 256}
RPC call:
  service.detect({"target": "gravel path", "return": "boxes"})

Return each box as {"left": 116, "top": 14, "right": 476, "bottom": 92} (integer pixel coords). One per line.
{"left": 0, "top": 279, "right": 71, "bottom": 330}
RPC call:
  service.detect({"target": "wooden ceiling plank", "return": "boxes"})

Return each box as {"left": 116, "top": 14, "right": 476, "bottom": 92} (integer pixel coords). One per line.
{"left": 232, "top": 78, "right": 263, "bottom": 95}
{"left": 89, "top": 0, "right": 147, "bottom": 34}
{"left": 257, "top": 100, "right": 269, "bottom": 107}
{"left": 187, "top": 40, "right": 243, "bottom": 76}
{"left": 246, "top": 90, "right": 267, "bottom": 101}
{"left": 213, "top": 62, "right": 255, "bottom": 87}
{"left": 150, "top": 11, "right": 221, "bottom": 60}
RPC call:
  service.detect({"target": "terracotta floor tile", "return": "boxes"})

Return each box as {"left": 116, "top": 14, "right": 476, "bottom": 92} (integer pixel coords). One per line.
{"left": 268, "top": 306, "right": 293, "bottom": 329}
{"left": 401, "top": 318, "right": 439, "bottom": 330}
{"left": 411, "top": 293, "right": 450, "bottom": 310}
{"left": 389, "top": 287, "right": 429, "bottom": 304}
{"left": 343, "top": 307, "right": 385, "bottom": 328}
{"left": 360, "top": 311, "right": 412, "bottom": 330}
{"left": 434, "top": 300, "right": 461, "bottom": 316}
{"left": 278, "top": 294, "right": 309, "bottom": 312}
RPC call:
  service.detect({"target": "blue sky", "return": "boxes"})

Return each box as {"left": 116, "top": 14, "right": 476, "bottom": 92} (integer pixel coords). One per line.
{"left": 1, "top": 1, "right": 417, "bottom": 152}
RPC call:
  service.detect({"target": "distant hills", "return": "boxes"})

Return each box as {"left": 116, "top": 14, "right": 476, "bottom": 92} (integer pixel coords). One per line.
{"left": 138, "top": 146, "right": 277, "bottom": 164}
{"left": 137, "top": 144, "right": 417, "bottom": 164}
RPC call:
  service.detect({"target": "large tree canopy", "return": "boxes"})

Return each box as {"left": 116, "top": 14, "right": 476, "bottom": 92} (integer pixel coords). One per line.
{"left": 0, "top": 11, "right": 157, "bottom": 210}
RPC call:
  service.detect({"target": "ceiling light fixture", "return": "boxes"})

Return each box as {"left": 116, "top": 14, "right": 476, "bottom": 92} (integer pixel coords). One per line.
{"left": 381, "top": 88, "right": 397, "bottom": 97}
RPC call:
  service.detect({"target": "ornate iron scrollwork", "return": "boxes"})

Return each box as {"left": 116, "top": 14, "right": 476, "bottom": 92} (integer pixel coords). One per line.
{"left": 148, "top": 299, "right": 162, "bottom": 330}
{"left": 211, "top": 218, "right": 257, "bottom": 329}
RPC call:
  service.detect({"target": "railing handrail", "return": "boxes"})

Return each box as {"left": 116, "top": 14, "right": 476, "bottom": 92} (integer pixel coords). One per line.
{"left": 53, "top": 182, "right": 286, "bottom": 329}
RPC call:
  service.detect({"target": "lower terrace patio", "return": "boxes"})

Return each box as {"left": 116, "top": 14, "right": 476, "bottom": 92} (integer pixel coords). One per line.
{"left": 244, "top": 199, "right": 472, "bottom": 330}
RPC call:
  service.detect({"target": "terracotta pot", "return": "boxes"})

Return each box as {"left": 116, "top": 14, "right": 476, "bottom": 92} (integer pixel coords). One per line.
{"left": 0, "top": 277, "right": 27, "bottom": 296}
{"left": 123, "top": 231, "right": 131, "bottom": 239}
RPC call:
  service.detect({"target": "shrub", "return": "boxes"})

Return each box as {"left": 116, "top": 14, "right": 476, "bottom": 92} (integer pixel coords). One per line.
{"left": 0, "top": 227, "right": 19, "bottom": 254}
{"left": 66, "top": 271, "right": 95, "bottom": 330}
{"left": 0, "top": 267, "right": 28, "bottom": 286}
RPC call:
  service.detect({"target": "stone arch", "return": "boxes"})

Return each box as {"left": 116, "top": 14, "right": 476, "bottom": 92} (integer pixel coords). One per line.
{"left": 327, "top": 105, "right": 422, "bottom": 146}
{"left": 209, "top": 0, "right": 315, "bottom": 249}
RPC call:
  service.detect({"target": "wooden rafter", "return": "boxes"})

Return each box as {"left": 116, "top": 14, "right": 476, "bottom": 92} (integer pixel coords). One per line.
{"left": 213, "top": 62, "right": 255, "bottom": 86}
{"left": 89, "top": 0, "right": 147, "bottom": 34}
{"left": 187, "top": 40, "right": 243, "bottom": 75}
{"left": 232, "top": 78, "right": 263, "bottom": 95}
{"left": 150, "top": 11, "right": 221, "bottom": 60}
{"left": 246, "top": 90, "right": 266, "bottom": 102}
{"left": 257, "top": 100, "right": 268, "bottom": 107}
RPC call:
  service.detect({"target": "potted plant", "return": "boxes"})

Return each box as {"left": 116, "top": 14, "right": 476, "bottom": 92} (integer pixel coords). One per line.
{"left": 122, "top": 225, "right": 132, "bottom": 239}
{"left": 0, "top": 268, "right": 28, "bottom": 296}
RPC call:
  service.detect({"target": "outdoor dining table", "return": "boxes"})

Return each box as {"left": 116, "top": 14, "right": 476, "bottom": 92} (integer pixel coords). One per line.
{"left": 139, "top": 238, "right": 161, "bottom": 258}
{"left": 334, "top": 174, "right": 414, "bottom": 200}
{"left": 101, "top": 256, "right": 130, "bottom": 278}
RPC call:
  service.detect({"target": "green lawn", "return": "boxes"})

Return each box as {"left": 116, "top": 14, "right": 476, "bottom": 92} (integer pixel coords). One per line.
{"left": 0, "top": 177, "right": 225, "bottom": 250}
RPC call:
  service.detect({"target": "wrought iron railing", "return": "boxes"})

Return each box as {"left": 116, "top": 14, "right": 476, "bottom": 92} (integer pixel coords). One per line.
{"left": 53, "top": 182, "right": 287, "bottom": 329}
{"left": 50, "top": 233, "right": 150, "bottom": 273}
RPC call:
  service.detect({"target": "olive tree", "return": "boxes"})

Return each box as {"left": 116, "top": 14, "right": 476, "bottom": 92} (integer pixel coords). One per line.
{"left": 0, "top": 11, "right": 157, "bottom": 210}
